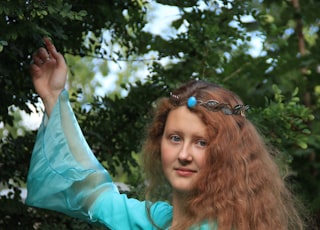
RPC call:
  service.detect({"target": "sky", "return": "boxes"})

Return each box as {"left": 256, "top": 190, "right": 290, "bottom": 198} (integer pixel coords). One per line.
{"left": 94, "top": 2, "right": 182, "bottom": 97}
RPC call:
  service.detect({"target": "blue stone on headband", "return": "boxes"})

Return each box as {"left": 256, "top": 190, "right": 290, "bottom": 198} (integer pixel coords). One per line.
{"left": 187, "top": 96, "right": 197, "bottom": 108}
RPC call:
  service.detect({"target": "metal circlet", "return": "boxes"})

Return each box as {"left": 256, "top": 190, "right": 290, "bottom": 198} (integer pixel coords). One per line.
{"left": 198, "top": 99, "right": 249, "bottom": 116}
{"left": 171, "top": 94, "right": 249, "bottom": 117}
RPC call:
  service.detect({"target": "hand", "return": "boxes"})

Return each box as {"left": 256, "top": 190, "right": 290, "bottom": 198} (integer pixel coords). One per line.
{"left": 30, "top": 38, "right": 67, "bottom": 116}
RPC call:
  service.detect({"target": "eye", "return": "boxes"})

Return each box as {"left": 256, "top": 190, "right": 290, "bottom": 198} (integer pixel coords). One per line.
{"left": 169, "top": 135, "right": 181, "bottom": 143}
{"left": 196, "top": 139, "right": 208, "bottom": 148}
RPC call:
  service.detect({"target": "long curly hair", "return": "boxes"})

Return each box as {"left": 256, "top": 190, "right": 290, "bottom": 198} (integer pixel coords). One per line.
{"left": 142, "top": 80, "right": 304, "bottom": 230}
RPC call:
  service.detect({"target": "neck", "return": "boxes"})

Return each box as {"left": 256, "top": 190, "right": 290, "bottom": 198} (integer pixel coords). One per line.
{"left": 171, "top": 191, "right": 190, "bottom": 227}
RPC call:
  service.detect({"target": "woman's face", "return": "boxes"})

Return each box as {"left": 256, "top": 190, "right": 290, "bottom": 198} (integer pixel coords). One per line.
{"left": 161, "top": 106, "right": 208, "bottom": 194}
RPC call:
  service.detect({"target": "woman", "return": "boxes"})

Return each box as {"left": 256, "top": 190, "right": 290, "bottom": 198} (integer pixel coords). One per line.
{"left": 26, "top": 38, "right": 304, "bottom": 229}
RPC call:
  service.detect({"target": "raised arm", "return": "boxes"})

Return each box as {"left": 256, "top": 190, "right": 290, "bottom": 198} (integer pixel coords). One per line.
{"left": 30, "top": 38, "right": 67, "bottom": 116}
{"left": 27, "top": 39, "right": 173, "bottom": 229}
{"left": 27, "top": 39, "right": 117, "bottom": 220}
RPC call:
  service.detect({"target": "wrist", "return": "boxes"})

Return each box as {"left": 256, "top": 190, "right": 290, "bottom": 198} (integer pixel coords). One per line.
{"left": 42, "top": 91, "right": 61, "bottom": 117}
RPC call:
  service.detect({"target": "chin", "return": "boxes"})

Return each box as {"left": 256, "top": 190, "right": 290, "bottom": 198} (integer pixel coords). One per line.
{"left": 172, "top": 186, "right": 194, "bottom": 195}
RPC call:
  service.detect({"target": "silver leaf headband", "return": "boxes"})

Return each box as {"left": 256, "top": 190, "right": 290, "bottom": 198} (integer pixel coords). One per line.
{"left": 170, "top": 93, "right": 249, "bottom": 117}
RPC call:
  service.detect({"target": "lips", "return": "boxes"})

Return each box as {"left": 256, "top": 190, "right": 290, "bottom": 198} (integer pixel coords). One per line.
{"left": 174, "top": 167, "right": 197, "bottom": 176}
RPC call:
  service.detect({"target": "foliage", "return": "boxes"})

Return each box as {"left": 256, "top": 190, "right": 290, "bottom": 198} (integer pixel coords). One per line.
{"left": 0, "top": 0, "right": 320, "bottom": 229}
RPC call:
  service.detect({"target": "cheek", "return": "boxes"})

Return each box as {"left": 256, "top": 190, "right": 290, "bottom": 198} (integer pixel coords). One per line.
{"left": 196, "top": 151, "right": 207, "bottom": 168}
{"left": 160, "top": 140, "right": 172, "bottom": 167}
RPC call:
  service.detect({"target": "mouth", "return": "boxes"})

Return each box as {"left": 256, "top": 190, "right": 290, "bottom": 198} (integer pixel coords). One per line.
{"left": 174, "top": 167, "right": 197, "bottom": 176}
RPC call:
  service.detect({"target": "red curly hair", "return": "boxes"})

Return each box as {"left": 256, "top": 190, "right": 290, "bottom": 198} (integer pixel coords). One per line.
{"left": 142, "top": 80, "right": 304, "bottom": 230}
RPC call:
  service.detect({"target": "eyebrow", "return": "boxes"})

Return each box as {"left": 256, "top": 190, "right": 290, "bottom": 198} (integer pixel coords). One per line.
{"left": 164, "top": 129, "right": 208, "bottom": 139}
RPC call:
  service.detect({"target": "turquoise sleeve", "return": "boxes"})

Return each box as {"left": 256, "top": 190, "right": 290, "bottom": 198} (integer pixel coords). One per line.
{"left": 89, "top": 193, "right": 173, "bottom": 229}
{"left": 26, "top": 90, "right": 116, "bottom": 220}
{"left": 25, "top": 90, "right": 173, "bottom": 229}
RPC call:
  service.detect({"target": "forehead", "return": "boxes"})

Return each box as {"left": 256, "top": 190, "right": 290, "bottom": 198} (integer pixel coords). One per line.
{"left": 165, "top": 106, "right": 208, "bottom": 136}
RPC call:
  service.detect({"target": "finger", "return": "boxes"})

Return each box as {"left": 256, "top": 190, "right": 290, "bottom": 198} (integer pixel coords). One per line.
{"left": 43, "top": 37, "right": 65, "bottom": 66}
{"left": 30, "top": 63, "right": 41, "bottom": 79}
{"left": 43, "top": 38, "right": 59, "bottom": 59}
{"left": 30, "top": 63, "right": 40, "bottom": 72}
{"left": 37, "top": 47, "right": 50, "bottom": 62}
{"left": 33, "top": 56, "right": 44, "bottom": 66}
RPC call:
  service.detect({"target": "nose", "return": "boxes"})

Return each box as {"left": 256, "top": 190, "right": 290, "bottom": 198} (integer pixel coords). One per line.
{"left": 178, "top": 143, "right": 192, "bottom": 164}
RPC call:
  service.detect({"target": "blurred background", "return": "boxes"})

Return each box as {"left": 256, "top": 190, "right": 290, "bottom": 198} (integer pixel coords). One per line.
{"left": 0, "top": 0, "right": 319, "bottom": 229}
